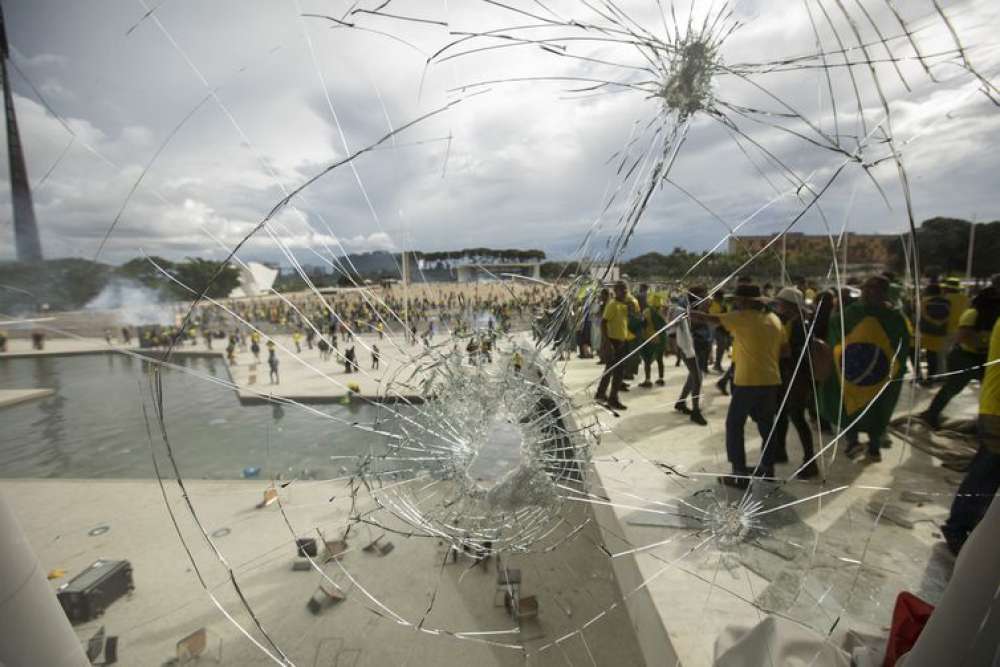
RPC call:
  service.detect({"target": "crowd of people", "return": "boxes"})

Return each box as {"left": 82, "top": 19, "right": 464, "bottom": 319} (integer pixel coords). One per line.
{"left": 119, "top": 283, "right": 558, "bottom": 352}
{"left": 104, "top": 283, "right": 562, "bottom": 387}
{"left": 590, "top": 273, "right": 1000, "bottom": 555}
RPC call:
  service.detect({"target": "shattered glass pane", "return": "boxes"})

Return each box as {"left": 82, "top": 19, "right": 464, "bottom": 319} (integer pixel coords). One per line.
{"left": 2, "top": 0, "right": 999, "bottom": 665}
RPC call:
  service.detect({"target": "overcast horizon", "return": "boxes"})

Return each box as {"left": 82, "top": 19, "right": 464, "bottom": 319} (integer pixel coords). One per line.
{"left": 2, "top": 0, "right": 999, "bottom": 269}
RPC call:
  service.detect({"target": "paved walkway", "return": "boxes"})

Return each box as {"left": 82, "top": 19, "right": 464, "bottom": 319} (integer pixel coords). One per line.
{"left": 5, "top": 478, "right": 643, "bottom": 666}
{"left": 558, "top": 353, "right": 971, "bottom": 666}
{"left": 2, "top": 330, "right": 978, "bottom": 665}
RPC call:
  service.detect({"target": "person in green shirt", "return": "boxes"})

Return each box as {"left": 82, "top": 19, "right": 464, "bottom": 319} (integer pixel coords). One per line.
{"left": 638, "top": 292, "right": 667, "bottom": 388}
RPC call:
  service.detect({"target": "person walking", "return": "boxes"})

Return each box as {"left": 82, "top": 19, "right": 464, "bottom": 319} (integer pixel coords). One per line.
{"left": 689, "top": 286, "right": 713, "bottom": 374}
{"left": 695, "top": 283, "right": 783, "bottom": 487}
{"left": 638, "top": 293, "right": 667, "bottom": 388}
{"left": 771, "top": 287, "right": 819, "bottom": 479}
{"left": 268, "top": 349, "right": 280, "bottom": 385}
{"left": 672, "top": 288, "right": 708, "bottom": 426}
{"left": 941, "top": 314, "right": 1000, "bottom": 555}
{"left": 819, "top": 275, "right": 909, "bottom": 463}
{"left": 920, "top": 287, "right": 1000, "bottom": 429}
{"left": 371, "top": 344, "right": 380, "bottom": 370}
{"left": 918, "top": 281, "right": 950, "bottom": 383}
{"left": 595, "top": 281, "right": 631, "bottom": 411}
{"left": 710, "top": 291, "right": 729, "bottom": 372}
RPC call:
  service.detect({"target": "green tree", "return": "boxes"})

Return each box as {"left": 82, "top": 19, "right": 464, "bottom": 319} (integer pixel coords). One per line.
{"left": 171, "top": 258, "right": 240, "bottom": 299}
{"left": 888, "top": 217, "right": 1000, "bottom": 278}
{"left": 116, "top": 256, "right": 176, "bottom": 288}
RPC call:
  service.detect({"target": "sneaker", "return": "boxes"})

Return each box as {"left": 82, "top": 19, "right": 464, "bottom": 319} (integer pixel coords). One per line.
{"left": 674, "top": 401, "right": 691, "bottom": 415}
{"left": 797, "top": 461, "right": 820, "bottom": 479}
{"left": 865, "top": 451, "right": 882, "bottom": 464}
{"left": 845, "top": 440, "right": 864, "bottom": 459}
{"left": 607, "top": 400, "right": 628, "bottom": 411}
{"left": 639, "top": 381, "right": 653, "bottom": 388}
{"left": 690, "top": 410, "right": 707, "bottom": 426}
{"left": 655, "top": 378, "right": 665, "bottom": 386}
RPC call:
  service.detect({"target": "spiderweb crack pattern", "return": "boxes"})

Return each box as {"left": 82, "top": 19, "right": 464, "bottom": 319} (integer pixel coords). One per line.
{"left": 25, "top": 0, "right": 994, "bottom": 663}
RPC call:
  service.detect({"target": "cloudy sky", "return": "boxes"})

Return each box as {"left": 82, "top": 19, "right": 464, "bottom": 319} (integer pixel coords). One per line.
{"left": 2, "top": 0, "right": 999, "bottom": 268}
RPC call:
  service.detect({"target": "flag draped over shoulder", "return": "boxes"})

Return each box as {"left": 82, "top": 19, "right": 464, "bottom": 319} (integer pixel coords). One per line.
{"left": 820, "top": 302, "right": 910, "bottom": 432}
{"left": 919, "top": 294, "right": 951, "bottom": 351}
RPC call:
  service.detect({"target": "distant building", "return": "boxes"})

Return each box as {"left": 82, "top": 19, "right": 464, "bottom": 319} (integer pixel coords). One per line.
{"left": 416, "top": 249, "right": 544, "bottom": 283}
{"left": 728, "top": 232, "right": 894, "bottom": 266}
{"left": 454, "top": 260, "right": 541, "bottom": 283}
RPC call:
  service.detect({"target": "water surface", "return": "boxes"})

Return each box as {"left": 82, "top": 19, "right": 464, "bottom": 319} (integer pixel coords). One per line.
{"left": 0, "top": 353, "right": 390, "bottom": 479}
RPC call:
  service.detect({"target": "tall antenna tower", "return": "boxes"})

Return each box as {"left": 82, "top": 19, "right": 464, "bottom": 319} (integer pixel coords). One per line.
{"left": 1, "top": 1, "right": 43, "bottom": 262}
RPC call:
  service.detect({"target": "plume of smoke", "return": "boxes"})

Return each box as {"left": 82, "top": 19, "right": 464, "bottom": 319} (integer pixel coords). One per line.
{"left": 85, "top": 278, "right": 175, "bottom": 326}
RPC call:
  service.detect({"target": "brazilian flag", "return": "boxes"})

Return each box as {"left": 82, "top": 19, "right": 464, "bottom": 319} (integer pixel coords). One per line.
{"left": 820, "top": 303, "right": 910, "bottom": 433}
{"left": 919, "top": 294, "right": 951, "bottom": 351}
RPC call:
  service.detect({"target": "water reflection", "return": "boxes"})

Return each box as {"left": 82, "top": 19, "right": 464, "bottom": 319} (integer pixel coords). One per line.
{"left": 0, "top": 352, "right": 389, "bottom": 479}
{"left": 31, "top": 356, "right": 68, "bottom": 476}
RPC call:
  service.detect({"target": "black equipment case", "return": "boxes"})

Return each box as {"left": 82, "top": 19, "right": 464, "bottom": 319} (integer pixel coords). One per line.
{"left": 57, "top": 559, "right": 134, "bottom": 624}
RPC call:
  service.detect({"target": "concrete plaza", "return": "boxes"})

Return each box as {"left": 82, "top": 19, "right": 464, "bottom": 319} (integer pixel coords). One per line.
{"left": 0, "top": 326, "right": 979, "bottom": 665}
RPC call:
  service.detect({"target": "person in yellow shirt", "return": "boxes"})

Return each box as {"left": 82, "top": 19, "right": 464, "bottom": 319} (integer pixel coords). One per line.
{"left": 921, "top": 287, "right": 1000, "bottom": 429}
{"left": 694, "top": 283, "right": 784, "bottom": 487}
{"left": 596, "top": 281, "right": 631, "bottom": 411}
{"left": 941, "top": 312, "right": 1000, "bottom": 555}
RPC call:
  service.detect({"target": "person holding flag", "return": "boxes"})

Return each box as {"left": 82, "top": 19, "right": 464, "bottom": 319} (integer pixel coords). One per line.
{"left": 920, "top": 287, "right": 1000, "bottom": 429}
{"left": 820, "top": 275, "right": 910, "bottom": 463}
{"left": 918, "top": 281, "right": 951, "bottom": 383}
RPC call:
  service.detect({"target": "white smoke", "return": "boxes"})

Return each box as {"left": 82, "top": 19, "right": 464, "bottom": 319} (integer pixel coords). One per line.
{"left": 85, "top": 279, "right": 175, "bottom": 326}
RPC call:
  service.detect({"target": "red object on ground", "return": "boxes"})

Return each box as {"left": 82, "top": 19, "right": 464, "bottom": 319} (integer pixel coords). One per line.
{"left": 884, "top": 591, "right": 935, "bottom": 666}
